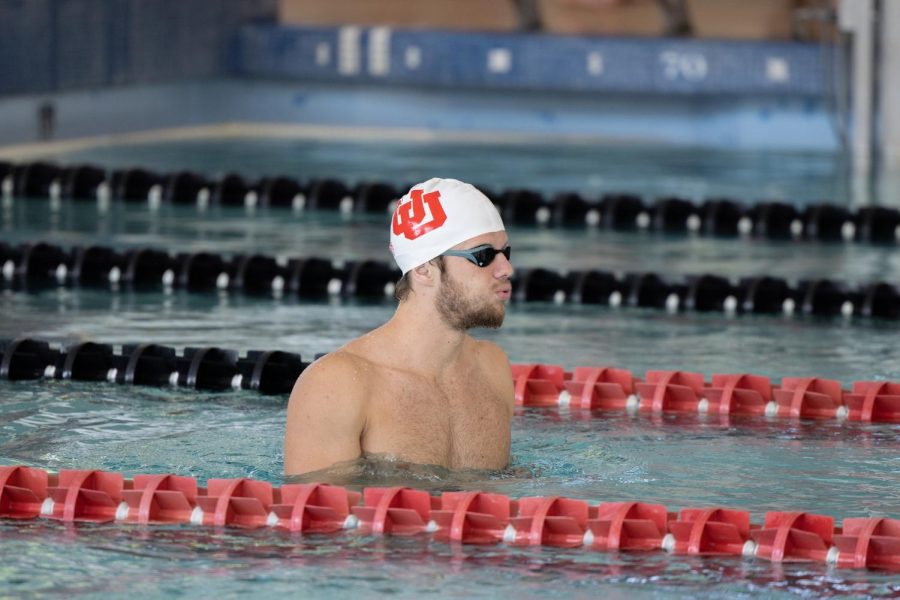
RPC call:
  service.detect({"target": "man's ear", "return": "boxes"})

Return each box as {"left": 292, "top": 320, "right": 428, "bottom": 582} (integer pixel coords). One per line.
{"left": 409, "top": 261, "right": 438, "bottom": 289}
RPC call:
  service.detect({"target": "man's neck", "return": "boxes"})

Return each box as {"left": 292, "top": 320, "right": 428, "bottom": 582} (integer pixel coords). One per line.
{"left": 380, "top": 299, "right": 468, "bottom": 378}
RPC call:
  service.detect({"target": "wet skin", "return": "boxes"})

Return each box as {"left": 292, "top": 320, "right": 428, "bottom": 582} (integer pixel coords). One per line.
{"left": 284, "top": 231, "right": 515, "bottom": 476}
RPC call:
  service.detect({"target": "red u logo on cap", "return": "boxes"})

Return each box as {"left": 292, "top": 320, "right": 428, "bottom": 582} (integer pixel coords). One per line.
{"left": 392, "top": 189, "right": 447, "bottom": 240}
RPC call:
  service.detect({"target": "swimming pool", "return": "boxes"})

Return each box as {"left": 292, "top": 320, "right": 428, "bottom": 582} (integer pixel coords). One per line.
{"left": 1, "top": 136, "right": 899, "bottom": 597}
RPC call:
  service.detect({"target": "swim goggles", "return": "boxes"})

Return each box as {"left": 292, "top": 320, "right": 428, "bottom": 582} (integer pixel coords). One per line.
{"left": 441, "top": 244, "right": 511, "bottom": 268}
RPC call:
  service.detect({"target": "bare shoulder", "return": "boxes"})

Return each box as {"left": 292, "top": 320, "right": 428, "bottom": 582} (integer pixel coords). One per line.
{"left": 470, "top": 338, "right": 514, "bottom": 404}
{"left": 284, "top": 348, "right": 372, "bottom": 475}
{"left": 298, "top": 348, "right": 370, "bottom": 379}
{"left": 290, "top": 348, "right": 372, "bottom": 401}
{"left": 472, "top": 338, "right": 511, "bottom": 369}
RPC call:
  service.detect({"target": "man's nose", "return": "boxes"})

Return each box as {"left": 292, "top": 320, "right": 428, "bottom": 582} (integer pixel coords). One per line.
{"left": 494, "top": 252, "right": 513, "bottom": 278}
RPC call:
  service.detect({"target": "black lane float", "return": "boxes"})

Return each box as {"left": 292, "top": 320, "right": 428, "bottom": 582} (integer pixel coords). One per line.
{"left": 3, "top": 338, "right": 899, "bottom": 427}
{"left": 2, "top": 240, "right": 900, "bottom": 321}
{"left": 3, "top": 160, "right": 900, "bottom": 243}
{"left": 0, "top": 338, "right": 307, "bottom": 395}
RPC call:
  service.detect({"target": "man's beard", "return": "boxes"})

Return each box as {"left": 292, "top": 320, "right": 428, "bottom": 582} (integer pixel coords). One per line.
{"left": 435, "top": 270, "right": 506, "bottom": 331}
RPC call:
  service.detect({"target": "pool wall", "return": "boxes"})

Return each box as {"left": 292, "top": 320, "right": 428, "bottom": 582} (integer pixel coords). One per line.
{"left": 0, "top": 0, "right": 839, "bottom": 153}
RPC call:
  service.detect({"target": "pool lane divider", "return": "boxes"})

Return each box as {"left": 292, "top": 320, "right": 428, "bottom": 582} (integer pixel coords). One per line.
{"left": 3, "top": 160, "right": 900, "bottom": 245}
{"left": 515, "top": 365, "right": 900, "bottom": 422}
{"left": 0, "top": 338, "right": 308, "bottom": 395}
{"left": 1, "top": 466, "right": 898, "bottom": 570}
{"left": 0, "top": 241, "right": 400, "bottom": 300}
{"left": 2, "top": 337, "right": 899, "bottom": 423}
{"left": 2, "top": 241, "right": 900, "bottom": 321}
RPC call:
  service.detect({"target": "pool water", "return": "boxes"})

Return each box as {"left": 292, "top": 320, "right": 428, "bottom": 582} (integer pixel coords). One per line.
{"left": 1, "top": 137, "right": 899, "bottom": 598}
{"left": 50, "top": 136, "right": 852, "bottom": 204}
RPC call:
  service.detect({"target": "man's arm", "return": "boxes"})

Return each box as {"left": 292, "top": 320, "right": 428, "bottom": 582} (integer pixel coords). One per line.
{"left": 284, "top": 353, "right": 368, "bottom": 476}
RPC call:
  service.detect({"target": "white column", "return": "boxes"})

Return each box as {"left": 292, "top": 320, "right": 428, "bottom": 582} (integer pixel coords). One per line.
{"left": 880, "top": 0, "right": 900, "bottom": 171}
{"left": 838, "top": 0, "right": 876, "bottom": 205}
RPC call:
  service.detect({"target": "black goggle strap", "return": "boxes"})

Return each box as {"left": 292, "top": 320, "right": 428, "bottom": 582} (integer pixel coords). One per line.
{"left": 442, "top": 244, "right": 511, "bottom": 267}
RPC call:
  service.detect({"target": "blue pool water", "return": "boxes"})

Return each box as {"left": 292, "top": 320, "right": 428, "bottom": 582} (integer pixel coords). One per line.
{"left": 1, "top": 136, "right": 899, "bottom": 597}
{"left": 50, "top": 136, "right": 852, "bottom": 204}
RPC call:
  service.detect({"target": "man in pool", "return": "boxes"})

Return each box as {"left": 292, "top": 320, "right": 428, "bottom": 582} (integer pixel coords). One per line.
{"left": 284, "top": 178, "right": 515, "bottom": 476}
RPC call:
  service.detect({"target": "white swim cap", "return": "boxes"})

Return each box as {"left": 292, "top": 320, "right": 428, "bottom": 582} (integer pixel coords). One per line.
{"left": 389, "top": 178, "right": 505, "bottom": 274}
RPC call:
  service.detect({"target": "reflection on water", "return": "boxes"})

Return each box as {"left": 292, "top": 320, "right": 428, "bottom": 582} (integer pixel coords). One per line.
{"left": 55, "top": 137, "right": 854, "bottom": 205}
{"left": 3, "top": 518, "right": 900, "bottom": 598}
{"left": 285, "top": 452, "right": 540, "bottom": 492}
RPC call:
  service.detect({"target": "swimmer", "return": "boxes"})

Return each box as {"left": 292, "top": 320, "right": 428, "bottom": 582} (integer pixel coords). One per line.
{"left": 284, "top": 178, "right": 514, "bottom": 476}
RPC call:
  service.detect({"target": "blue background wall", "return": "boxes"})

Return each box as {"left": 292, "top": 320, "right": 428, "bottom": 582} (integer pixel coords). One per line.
{"left": 236, "top": 25, "right": 826, "bottom": 97}
{"left": 0, "top": 0, "right": 275, "bottom": 95}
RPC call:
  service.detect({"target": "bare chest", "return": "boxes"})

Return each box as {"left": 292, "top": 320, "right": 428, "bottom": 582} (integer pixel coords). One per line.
{"left": 362, "top": 369, "right": 511, "bottom": 469}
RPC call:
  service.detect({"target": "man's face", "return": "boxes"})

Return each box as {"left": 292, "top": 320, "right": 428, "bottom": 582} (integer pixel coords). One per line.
{"left": 435, "top": 232, "right": 512, "bottom": 331}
